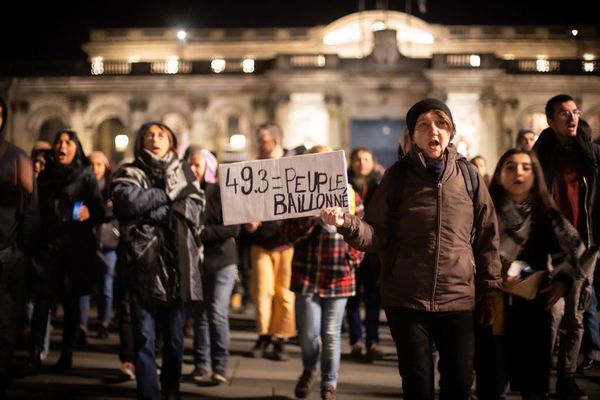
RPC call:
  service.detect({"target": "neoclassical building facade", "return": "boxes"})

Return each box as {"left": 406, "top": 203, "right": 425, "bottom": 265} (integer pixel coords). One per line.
{"left": 1, "top": 10, "right": 599, "bottom": 168}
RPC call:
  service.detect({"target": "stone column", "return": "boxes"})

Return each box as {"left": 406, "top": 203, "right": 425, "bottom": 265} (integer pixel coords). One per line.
{"left": 324, "top": 94, "right": 342, "bottom": 150}
{"left": 68, "top": 95, "right": 89, "bottom": 151}
{"left": 479, "top": 91, "right": 502, "bottom": 167}
{"left": 127, "top": 99, "right": 148, "bottom": 158}
{"left": 188, "top": 96, "right": 210, "bottom": 148}
{"left": 272, "top": 93, "right": 290, "bottom": 148}
{"left": 500, "top": 97, "right": 520, "bottom": 152}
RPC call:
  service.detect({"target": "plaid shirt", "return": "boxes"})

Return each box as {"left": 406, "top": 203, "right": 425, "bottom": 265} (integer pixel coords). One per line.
{"left": 282, "top": 193, "right": 364, "bottom": 298}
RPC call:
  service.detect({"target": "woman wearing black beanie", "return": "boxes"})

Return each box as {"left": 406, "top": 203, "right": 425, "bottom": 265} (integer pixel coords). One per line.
{"left": 321, "top": 98, "right": 502, "bottom": 400}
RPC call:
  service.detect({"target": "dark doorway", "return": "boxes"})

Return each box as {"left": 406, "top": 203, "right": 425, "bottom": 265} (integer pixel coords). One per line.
{"left": 94, "top": 118, "right": 126, "bottom": 163}
{"left": 350, "top": 119, "right": 405, "bottom": 168}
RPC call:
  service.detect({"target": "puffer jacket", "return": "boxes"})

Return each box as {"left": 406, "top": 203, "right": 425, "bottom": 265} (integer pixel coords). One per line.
{"left": 338, "top": 146, "right": 501, "bottom": 312}
{"left": 112, "top": 123, "right": 205, "bottom": 308}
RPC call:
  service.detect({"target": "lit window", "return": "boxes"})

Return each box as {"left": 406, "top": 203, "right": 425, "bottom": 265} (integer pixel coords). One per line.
{"left": 536, "top": 59, "right": 550, "bottom": 72}
{"left": 371, "top": 21, "right": 387, "bottom": 32}
{"left": 166, "top": 56, "right": 179, "bottom": 74}
{"left": 211, "top": 59, "right": 226, "bottom": 73}
{"left": 469, "top": 55, "right": 481, "bottom": 67}
{"left": 242, "top": 58, "right": 255, "bottom": 73}
{"left": 91, "top": 57, "right": 104, "bottom": 75}
{"left": 229, "top": 134, "right": 246, "bottom": 151}
{"left": 583, "top": 61, "right": 596, "bottom": 73}
{"left": 316, "top": 55, "right": 326, "bottom": 67}
{"left": 583, "top": 53, "right": 595, "bottom": 61}
{"left": 114, "top": 134, "right": 129, "bottom": 152}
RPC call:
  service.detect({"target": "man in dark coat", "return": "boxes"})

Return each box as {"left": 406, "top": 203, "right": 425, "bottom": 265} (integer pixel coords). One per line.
{"left": 0, "top": 97, "right": 39, "bottom": 397}
{"left": 534, "top": 94, "right": 600, "bottom": 400}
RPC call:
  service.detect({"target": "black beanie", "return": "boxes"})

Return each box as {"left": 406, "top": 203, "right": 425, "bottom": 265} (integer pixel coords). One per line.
{"left": 406, "top": 98, "right": 455, "bottom": 138}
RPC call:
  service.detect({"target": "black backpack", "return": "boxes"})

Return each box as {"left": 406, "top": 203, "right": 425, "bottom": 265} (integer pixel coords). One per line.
{"left": 386, "top": 155, "right": 480, "bottom": 243}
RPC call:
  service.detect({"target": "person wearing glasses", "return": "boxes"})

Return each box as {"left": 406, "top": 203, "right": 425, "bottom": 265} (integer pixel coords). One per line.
{"left": 533, "top": 94, "right": 600, "bottom": 400}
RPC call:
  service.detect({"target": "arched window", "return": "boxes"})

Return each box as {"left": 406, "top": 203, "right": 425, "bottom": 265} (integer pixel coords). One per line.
{"left": 95, "top": 118, "right": 126, "bottom": 163}
{"left": 38, "top": 118, "right": 67, "bottom": 142}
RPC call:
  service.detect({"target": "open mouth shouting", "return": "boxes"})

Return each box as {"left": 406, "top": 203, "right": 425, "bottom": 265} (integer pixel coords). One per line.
{"left": 428, "top": 139, "right": 440, "bottom": 150}
{"left": 56, "top": 149, "right": 68, "bottom": 162}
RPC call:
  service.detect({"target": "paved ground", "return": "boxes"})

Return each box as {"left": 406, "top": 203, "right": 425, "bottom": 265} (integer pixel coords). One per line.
{"left": 7, "top": 305, "right": 600, "bottom": 399}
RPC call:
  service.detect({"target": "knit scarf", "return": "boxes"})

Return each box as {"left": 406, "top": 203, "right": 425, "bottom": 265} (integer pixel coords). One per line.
{"left": 497, "top": 198, "right": 532, "bottom": 275}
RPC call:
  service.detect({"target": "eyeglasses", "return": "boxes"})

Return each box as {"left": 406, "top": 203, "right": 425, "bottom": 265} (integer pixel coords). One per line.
{"left": 557, "top": 109, "right": 581, "bottom": 119}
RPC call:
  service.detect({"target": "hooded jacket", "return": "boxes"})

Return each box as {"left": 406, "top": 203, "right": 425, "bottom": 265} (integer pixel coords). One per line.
{"left": 338, "top": 146, "right": 501, "bottom": 311}
{"left": 112, "top": 122, "right": 205, "bottom": 307}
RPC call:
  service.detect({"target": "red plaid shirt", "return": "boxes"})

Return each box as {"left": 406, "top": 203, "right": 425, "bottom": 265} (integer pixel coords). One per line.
{"left": 282, "top": 194, "right": 364, "bottom": 298}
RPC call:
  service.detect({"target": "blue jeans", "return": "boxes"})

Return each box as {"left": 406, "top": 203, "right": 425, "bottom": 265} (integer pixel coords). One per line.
{"left": 192, "top": 264, "right": 236, "bottom": 373}
{"left": 131, "top": 301, "right": 185, "bottom": 400}
{"left": 79, "top": 250, "right": 117, "bottom": 326}
{"left": 582, "top": 286, "right": 600, "bottom": 361}
{"left": 296, "top": 293, "right": 348, "bottom": 388}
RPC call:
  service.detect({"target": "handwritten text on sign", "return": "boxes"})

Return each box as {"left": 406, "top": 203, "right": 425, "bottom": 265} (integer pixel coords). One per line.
{"left": 219, "top": 150, "right": 349, "bottom": 225}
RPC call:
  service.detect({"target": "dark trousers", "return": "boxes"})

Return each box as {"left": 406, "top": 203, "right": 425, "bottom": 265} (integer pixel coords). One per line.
{"left": 346, "top": 254, "right": 381, "bottom": 346}
{"left": 0, "top": 247, "right": 28, "bottom": 391}
{"left": 385, "top": 307, "right": 474, "bottom": 400}
{"left": 115, "top": 271, "right": 134, "bottom": 364}
{"left": 31, "top": 273, "right": 79, "bottom": 360}
{"left": 475, "top": 325, "right": 509, "bottom": 400}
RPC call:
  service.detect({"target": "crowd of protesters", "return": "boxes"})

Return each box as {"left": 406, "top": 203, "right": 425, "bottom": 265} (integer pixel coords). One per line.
{"left": 1, "top": 93, "right": 599, "bottom": 400}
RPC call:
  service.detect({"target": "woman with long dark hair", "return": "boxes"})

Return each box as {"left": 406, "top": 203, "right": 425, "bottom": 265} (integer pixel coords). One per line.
{"left": 31, "top": 129, "right": 104, "bottom": 372}
{"left": 476, "top": 148, "right": 584, "bottom": 399}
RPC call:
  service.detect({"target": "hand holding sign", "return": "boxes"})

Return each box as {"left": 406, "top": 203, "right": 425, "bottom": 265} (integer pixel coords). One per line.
{"left": 320, "top": 207, "right": 345, "bottom": 227}
{"left": 219, "top": 150, "right": 349, "bottom": 225}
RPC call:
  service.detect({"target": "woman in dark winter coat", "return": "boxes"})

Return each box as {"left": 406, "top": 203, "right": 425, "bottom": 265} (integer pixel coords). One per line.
{"left": 185, "top": 146, "right": 240, "bottom": 384}
{"left": 31, "top": 129, "right": 105, "bottom": 372}
{"left": 111, "top": 122, "right": 205, "bottom": 400}
{"left": 321, "top": 99, "right": 501, "bottom": 400}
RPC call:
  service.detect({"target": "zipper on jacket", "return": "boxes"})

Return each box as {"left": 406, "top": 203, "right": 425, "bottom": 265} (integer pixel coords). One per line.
{"left": 431, "top": 181, "right": 442, "bottom": 311}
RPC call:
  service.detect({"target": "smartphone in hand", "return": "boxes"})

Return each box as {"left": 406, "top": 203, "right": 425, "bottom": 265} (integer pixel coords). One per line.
{"left": 72, "top": 201, "right": 83, "bottom": 220}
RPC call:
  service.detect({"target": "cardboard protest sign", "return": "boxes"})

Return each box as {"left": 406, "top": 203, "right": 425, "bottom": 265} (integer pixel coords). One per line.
{"left": 218, "top": 150, "right": 349, "bottom": 225}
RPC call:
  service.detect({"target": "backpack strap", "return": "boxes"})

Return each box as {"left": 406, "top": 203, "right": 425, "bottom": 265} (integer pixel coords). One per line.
{"left": 456, "top": 157, "right": 480, "bottom": 244}
{"left": 456, "top": 157, "right": 479, "bottom": 202}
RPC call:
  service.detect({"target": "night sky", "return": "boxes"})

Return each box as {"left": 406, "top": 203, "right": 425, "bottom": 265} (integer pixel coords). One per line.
{"left": 1, "top": 0, "right": 594, "bottom": 61}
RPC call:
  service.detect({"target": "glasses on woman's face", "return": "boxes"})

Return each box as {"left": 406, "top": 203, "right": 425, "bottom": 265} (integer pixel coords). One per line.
{"left": 557, "top": 109, "right": 581, "bottom": 119}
